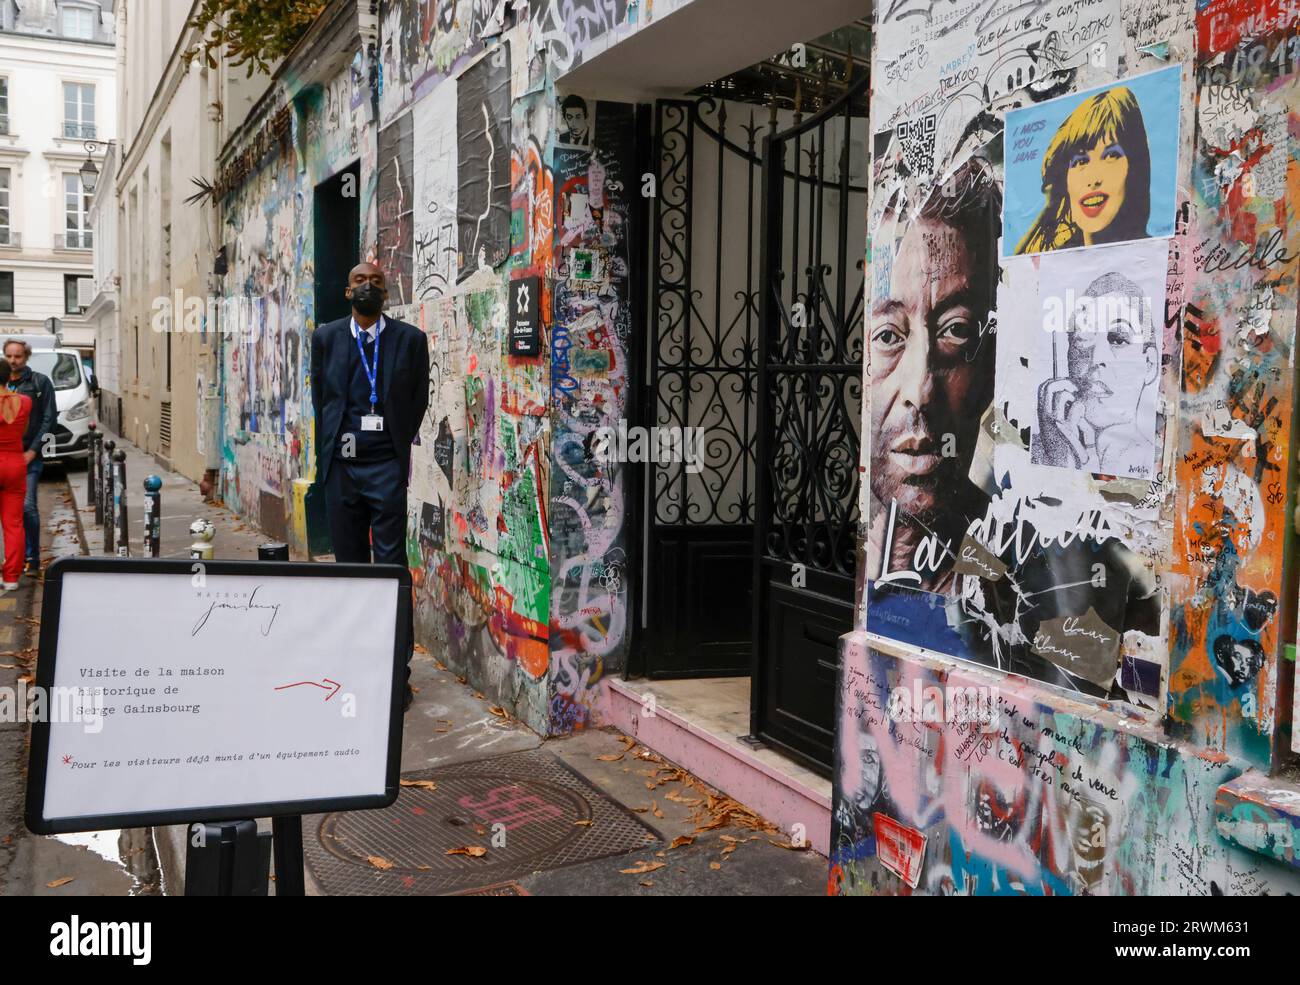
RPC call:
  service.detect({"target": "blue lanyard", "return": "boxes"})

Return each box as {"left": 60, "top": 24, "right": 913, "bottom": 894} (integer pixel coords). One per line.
{"left": 354, "top": 321, "right": 380, "bottom": 411}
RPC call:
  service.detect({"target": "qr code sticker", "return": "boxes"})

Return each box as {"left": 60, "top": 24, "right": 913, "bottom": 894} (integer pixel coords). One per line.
{"left": 896, "top": 114, "right": 937, "bottom": 179}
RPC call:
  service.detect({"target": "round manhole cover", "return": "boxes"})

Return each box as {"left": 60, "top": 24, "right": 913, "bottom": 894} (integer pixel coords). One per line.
{"left": 303, "top": 751, "right": 661, "bottom": 895}
{"left": 319, "top": 775, "right": 592, "bottom": 877}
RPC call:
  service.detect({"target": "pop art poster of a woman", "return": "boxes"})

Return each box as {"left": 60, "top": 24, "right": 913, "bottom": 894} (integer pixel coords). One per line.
{"left": 1002, "top": 65, "right": 1181, "bottom": 258}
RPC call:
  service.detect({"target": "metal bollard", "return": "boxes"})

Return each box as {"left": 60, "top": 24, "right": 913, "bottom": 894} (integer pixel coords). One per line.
{"left": 143, "top": 475, "right": 162, "bottom": 558}
{"left": 86, "top": 423, "right": 99, "bottom": 506}
{"left": 189, "top": 518, "right": 215, "bottom": 560}
{"left": 113, "top": 450, "right": 128, "bottom": 557}
{"left": 102, "top": 440, "right": 115, "bottom": 554}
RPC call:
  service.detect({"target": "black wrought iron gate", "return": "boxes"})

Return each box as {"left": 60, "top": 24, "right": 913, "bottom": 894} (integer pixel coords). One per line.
{"left": 639, "top": 76, "right": 868, "bottom": 775}
{"left": 641, "top": 97, "right": 764, "bottom": 679}
{"left": 751, "top": 74, "right": 869, "bottom": 772}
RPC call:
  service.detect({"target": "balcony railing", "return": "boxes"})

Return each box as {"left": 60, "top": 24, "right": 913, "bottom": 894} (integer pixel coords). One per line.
{"left": 0, "top": 229, "right": 18, "bottom": 247}
{"left": 62, "top": 121, "right": 96, "bottom": 140}
{"left": 56, "top": 231, "right": 92, "bottom": 250}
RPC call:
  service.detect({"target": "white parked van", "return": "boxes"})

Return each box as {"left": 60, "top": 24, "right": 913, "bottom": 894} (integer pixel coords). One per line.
{"left": 26, "top": 346, "right": 95, "bottom": 465}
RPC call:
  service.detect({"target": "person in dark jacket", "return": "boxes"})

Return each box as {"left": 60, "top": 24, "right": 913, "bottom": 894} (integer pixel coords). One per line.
{"left": 310, "top": 262, "right": 429, "bottom": 709}
{"left": 3, "top": 340, "right": 56, "bottom": 574}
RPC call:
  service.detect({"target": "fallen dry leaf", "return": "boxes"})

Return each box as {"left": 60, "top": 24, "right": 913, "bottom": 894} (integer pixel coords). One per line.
{"left": 413, "top": 643, "right": 428, "bottom": 654}
{"left": 366, "top": 856, "right": 395, "bottom": 871}
{"left": 488, "top": 706, "right": 509, "bottom": 719}
{"left": 709, "top": 862, "right": 722, "bottom": 871}
{"left": 720, "top": 834, "right": 740, "bottom": 843}
{"left": 446, "top": 846, "right": 488, "bottom": 858}
{"left": 651, "top": 800, "right": 664, "bottom": 819}
{"left": 768, "top": 840, "right": 808, "bottom": 851}
{"left": 619, "top": 861, "right": 666, "bottom": 875}
{"left": 595, "top": 753, "right": 624, "bottom": 762}
{"left": 400, "top": 779, "right": 437, "bottom": 791}
{"left": 574, "top": 820, "right": 594, "bottom": 827}
{"left": 46, "top": 877, "right": 74, "bottom": 889}
{"left": 668, "top": 835, "right": 695, "bottom": 850}
{"left": 629, "top": 806, "right": 649, "bottom": 813}
{"left": 617, "top": 735, "right": 636, "bottom": 749}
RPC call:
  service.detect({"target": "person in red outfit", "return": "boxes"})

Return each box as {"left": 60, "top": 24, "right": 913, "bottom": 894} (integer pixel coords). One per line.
{"left": 0, "top": 359, "right": 31, "bottom": 589}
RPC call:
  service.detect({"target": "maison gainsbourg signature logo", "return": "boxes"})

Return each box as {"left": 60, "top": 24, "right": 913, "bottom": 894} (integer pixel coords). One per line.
{"left": 49, "top": 916, "right": 151, "bottom": 965}
{"left": 191, "top": 586, "right": 282, "bottom": 637}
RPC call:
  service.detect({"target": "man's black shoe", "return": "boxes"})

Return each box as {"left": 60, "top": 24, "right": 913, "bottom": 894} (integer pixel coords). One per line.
{"left": 403, "top": 683, "right": 414, "bottom": 713}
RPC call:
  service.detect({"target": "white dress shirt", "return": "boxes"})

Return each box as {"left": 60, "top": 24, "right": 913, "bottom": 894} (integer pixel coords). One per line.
{"left": 350, "top": 314, "right": 387, "bottom": 342}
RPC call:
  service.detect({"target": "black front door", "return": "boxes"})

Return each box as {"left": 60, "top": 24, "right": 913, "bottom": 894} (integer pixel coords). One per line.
{"left": 751, "top": 72, "right": 869, "bottom": 773}
{"left": 641, "top": 97, "right": 766, "bottom": 678}
{"left": 309, "top": 160, "right": 361, "bottom": 556}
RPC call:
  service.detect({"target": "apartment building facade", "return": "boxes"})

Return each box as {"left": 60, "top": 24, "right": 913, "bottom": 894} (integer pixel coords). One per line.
{"left": 110, "top": 0, "right": 268, "bottom": 478}
{"left": 0, "top": 0, "right": 114, "bottom": 354}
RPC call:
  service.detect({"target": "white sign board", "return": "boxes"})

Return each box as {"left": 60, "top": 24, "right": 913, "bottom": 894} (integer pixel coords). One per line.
{"left": 26, "top": 559, "right": 407, "bottom": 834}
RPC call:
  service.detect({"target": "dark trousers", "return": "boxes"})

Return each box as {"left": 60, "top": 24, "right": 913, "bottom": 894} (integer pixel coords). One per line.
{"left": 325, "top": 456, "right": 407, "bottom": 564}
{"left": 23, "top": 458, "right": 41, "bottom": 565}
{"left": 325, "top": 456, "right": 413, "bottom": 683}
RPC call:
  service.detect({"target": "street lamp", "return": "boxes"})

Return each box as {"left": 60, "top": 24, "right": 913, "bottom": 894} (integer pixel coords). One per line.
{"left": 78, "top": 140, "right": 105, "bottom": 194}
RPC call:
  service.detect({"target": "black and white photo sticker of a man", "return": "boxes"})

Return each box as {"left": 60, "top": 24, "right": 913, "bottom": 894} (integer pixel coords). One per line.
{"left": 559, "top": 94, "right": 590, "bottom": 146}
{"left": 1033, "top": 270, "right": 1160, "bottom": 479}
{"left": 867, "top": 158, "right": 1001, "bottom": 595}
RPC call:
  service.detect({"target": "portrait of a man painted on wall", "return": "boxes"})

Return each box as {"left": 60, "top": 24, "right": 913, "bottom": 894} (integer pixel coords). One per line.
{"left": 865, "top": 157, "right": 1001, "bottom": 596}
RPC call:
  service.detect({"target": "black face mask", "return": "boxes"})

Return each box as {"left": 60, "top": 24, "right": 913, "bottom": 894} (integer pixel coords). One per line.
{"left": 350, "top": 282, "right": 384, "bottom": 317}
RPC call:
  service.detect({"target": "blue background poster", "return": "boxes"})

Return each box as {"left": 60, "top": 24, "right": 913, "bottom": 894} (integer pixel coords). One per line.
{"left": 1002, "top": 65, "right": 1181, "bottom": 258}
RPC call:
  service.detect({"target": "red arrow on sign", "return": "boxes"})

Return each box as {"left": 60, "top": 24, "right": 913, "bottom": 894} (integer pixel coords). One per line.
{"left": 275, "top": 678, "right": 342, "bottom": 701}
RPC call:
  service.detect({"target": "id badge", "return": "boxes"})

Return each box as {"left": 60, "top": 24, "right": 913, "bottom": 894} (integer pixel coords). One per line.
{"left": 361, "top": 415, "right": 385, "bottom": 432}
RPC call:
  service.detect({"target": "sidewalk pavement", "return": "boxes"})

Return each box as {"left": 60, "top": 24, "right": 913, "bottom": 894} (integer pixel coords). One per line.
{"left": 53, "top": 431, "right": 826, "bottom": 896}
{"left": 0, "top": 467, "right": 161, "bottom": 895}
{"left": 69, "top": 432, "right": 279, "bottom": 563}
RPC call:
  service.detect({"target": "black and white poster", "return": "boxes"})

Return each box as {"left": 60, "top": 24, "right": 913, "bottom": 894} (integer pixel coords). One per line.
{"left": 457, "top": 46, "right": 511, "bottom": 281}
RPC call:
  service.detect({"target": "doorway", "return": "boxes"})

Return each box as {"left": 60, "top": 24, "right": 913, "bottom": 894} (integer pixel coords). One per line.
{"left": 635, "top": 29, "right": 869, "bottom": 775}
{"left": 308, "top": 160, "right": 361, "bottom": 555}
{"left": 313, "top": 161, "right": 361, "bottom": 325}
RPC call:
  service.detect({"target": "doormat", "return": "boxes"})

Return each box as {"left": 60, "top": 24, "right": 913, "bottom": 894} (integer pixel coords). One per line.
{"left": 303, "top": 748, "right": 662, "bottom": 896}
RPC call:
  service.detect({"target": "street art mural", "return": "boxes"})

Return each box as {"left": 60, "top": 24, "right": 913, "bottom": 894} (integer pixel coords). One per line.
{"left": 841, "top": 0, "right": 1300, "bottom": 895}
{"left": 404, "top": 284, "right": 552, "bottom": 733}
{"left": 864, "top": 1, "right": 1183, "bottom": 714}
{"left": 1166, "top": 0, "right": 1300, "bottom": 766}
{"left": 547, "top": 98, "right": 636, "bottom": 733}
{"left": 831, "top": 640, "right": 1300, "bottom": 895}
{"left": 373, "top": 7, "right": 642, "bottom": 732}
{"left": 220, "top": 65, "right": 373, "bottom": 540}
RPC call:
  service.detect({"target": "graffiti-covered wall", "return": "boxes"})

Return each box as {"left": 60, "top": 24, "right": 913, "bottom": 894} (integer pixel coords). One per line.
{"left": 376, "top": 3, "right": 645, "bottom": 734}
{"left": 375, "top": 8, "right": 554, "bottom": 733}
{"left": 839, "top": 0, "right": 1300, "bottom": 893}
{"left": 547, "top": 98, "right": 637, "bottom": 733}
{"left": 832, "top": 638, "right": 1300, "bottom": 895}
{"left": 220, "top": 57, "right": 375, "bottom": 545}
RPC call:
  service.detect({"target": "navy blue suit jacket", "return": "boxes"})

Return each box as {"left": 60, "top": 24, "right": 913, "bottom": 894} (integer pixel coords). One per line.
{"left": 310, "top": 315, "right": 430, "bottom": 485}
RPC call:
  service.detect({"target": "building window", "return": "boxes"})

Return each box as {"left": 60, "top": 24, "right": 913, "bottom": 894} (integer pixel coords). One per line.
{"left": 62, "top": 82, "right": 95, "bottom": 139}
{"left": 64, "top": 274, "right": 86, "bottom": 314}
{"left": 61, "top": 5, "right": 95, "bottom": 41}
{"left": 0, "top": 169, "right": 9, "bottom": 246}
{"left": 0, "top": 272, "right": 12, "bottom": 313}
{"left": 63, "top": 173, "right": 91, "bottom": 249}
{"left": 0, "top": 78, "right": 9, "bottom": 135}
